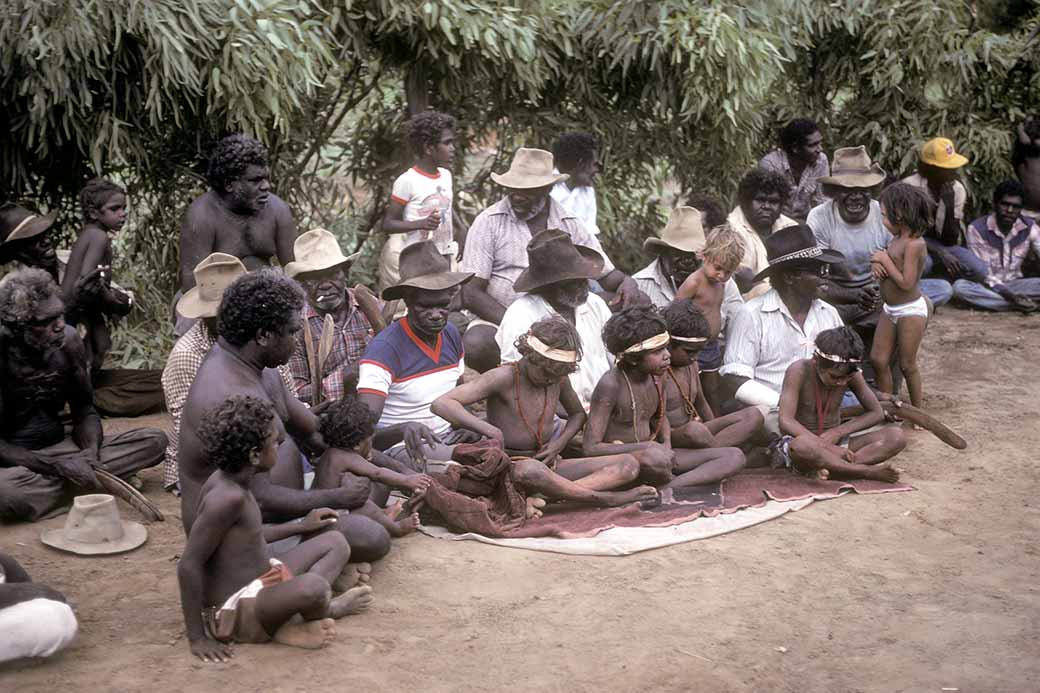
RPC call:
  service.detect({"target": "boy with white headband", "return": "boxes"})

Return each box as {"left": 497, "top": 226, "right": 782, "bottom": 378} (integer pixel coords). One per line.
{"left": 432, "top": 316, "right": 658, "bottom": 508}
{"left": 776, "top": 326, "right": 905, "bottom": 481}
{"left": 584, "top": 306, "right": 745, "bottom": 491}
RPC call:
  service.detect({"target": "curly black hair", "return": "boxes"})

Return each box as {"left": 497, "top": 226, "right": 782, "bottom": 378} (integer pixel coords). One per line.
{"left": 815, "top": 326, "right": 864, "bottom": 362}
{"left": 686, "top": 193, "right": 728, "bottom": 229}
{"left": 552, "top": 131, "right": 598, "bottom": 173}
{"left": 318, "top": 396, "right": 377, "bottom": 451}
{"left": 515, "top": 315, "right": 584, "bottom": 369}
{"left": 408, "top": 110, "right": 456, "bottom": 157}
{"left": 602, "top": 305, "right": 668, "bottom": 362}
{"left": 197, "top": 395, "right": 276, "bottom": 473}
{"left": 0, "top": 267, "right": 60, "bottom": 326}
{"left": 779, "top": 118, "right": 820, "bottom": 152}
{"left": 1012, "top": 119, "right": 1040, "bottom": 168}
{"left": 218, "top": 269, "right": 305, "bottom": 347}
{"left": 879, "top": 182, "right": 934, "bottom": 238}
{"left": 660, "top": 299, "right": 710, "bottom": 341}
{"left": 992, "top": 179, "right": 1025, "bottom": 206}
{"left": 737, "top": 167, "right": 791, "bottom": 206}
{"left": 78, "top": 178, "right": 125, "bottom": 221}
{"left": 206, "top": 134, "right": 269, "bottom": 191}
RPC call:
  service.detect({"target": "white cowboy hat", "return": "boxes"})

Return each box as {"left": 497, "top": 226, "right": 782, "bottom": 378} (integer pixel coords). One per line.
{"left": 490, "top": 148, "right": 569, "bottom": 190}
{"left": 176, "top": 253, "right": 247, "bottom": 319}
{"left": 284, "top": 228, "right": 361, "bottom": 279}
{"left": 41, "top": 494, "right": 148, "bottom": 555}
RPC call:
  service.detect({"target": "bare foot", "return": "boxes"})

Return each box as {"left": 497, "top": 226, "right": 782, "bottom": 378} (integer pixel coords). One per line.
{"left": 272, "top": 618, "right": 336, "bottom": 649}
{"left": 525, "top": 496, "right": 546, "bottom": 519}
{"left": 599, "top": 485, "right": 659, "bottom": 508}
{"left": 389, "top": 511, "right": 421, "bottom": 537}
{"left": 327, "top": 585, "right": 373, "bottom": 619}
{"left": 864, "top": 462, "right": 900, "bottom": 483}
{"left": 332, "top": 562, "right": 371, "bottom": 593}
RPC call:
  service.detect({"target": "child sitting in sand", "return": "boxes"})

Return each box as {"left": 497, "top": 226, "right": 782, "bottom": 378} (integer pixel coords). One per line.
{"left": 659, "top": 299, "right": 763, "bottom": 450}
{"left": 314, "top": 396, "right": 428, "bottom": 537}
{"left": 776, "top": 326, "right": 905, "bottom": 481}
{"left": 583, "top": 306, "right": 745, "bottom": 491}
{"left": 870, "top": 182, "right": 931, "bottom": 407}
{"left": 674, "top": 224, "right": 745, "bottom": 411}
{"left": 431, "top": 316, "right": 658, "bottom": 509}
{"left": 178, "top": 396, "right": 372, "bottom": 663}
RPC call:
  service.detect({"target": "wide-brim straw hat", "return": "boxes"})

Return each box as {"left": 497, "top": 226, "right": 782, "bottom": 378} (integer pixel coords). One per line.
{"left": 0, "top": 205, "right": 57, "bottom": 245}
{"left": 381, "top": 240, "right": 473, "bottom": 301}
{"left": 284, "top": 227, "right": 361, "bottom": 279}
{"left": 920, "top": 137, "right": 968, "bottom": 169}
{"left": 490, "top": 148, "right": 569, "bottom": 190}
{"left": 41, "top": 494, "right": 148, "bottom": 555}
{"left": 644, "top": 206, "right": 707, "bottom": 255}
{"left": 818, "top": 146, "right": 887, "bottom": 188}
{"left": 752, "top": 224, "right": 845, "bottom": 283}
{"left": 176, "top": 252, "right": 247, "bottom": 319}
{"left": 514, "top": 228, "right": 605, "bottom": 293}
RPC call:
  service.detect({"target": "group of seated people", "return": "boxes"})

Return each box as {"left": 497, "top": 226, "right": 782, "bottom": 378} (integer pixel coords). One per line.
{"left": 1, "top": 114, "right": 1038, "bottom": 664}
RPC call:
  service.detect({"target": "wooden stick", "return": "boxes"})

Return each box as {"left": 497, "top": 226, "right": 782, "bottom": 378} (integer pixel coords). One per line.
{"left": 316, "top": 313, "right": 335, "bottom": 403}
{"left": 840, "top": 403, "right": 967, "bottom": 450}
{"left": 303, "top": 323, "right": 321, "bottom": 407}
{"left": 94, "top": 468, "right": 164, "bottom": 522}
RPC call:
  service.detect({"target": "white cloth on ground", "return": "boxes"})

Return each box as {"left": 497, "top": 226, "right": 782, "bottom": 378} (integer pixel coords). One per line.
{"left": 0, "top": 598, "right": 78, "bottom": 662}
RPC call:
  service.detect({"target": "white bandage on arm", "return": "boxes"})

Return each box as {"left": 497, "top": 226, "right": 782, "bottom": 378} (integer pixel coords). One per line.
{"left": 735, "top": 379, "right": 780, "bottom": 409}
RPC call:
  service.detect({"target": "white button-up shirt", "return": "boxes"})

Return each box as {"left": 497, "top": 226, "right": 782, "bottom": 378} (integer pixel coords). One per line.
{"left": 551, "top": 180, "right": 599, "bottom": 234}
{"left": 632, "top": 257, "right": 744, "bottom": 335}
{"left": 496, "top": 292, "right": 614, "bottom": 409}
{"left": 720, "top": 289, "right": 843, "bottom": 393}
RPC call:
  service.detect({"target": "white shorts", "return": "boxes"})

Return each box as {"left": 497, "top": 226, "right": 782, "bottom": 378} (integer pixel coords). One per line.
{"left": 883, "top": 296, "right": 928, "bottom": 323}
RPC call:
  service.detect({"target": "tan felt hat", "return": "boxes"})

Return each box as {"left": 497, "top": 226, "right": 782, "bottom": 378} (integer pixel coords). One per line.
{"left": 490, "top": 148, "right": 569, "bottom": 190}
{"left": 41, "top": 494, "right": 148, "bottom": 555}
{"left": 381, "top": 240, "right": 473, "bottom": 301}
{"left": 0, "top": 205, "right": 57, "bottom": 245}
{"left": 176, "top": 252, "right": 247, "bottom": 319}
{"left": 644, "top": 206, "right": 707, "bottom": 255}
{"left": 818, "top": 146, "right": 887, "bottom": 188}
{"left": 284, "top": 228, "right": 361, "bottom": 279}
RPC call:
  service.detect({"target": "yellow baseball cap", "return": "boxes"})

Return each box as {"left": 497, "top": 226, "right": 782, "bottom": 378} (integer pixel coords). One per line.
{"left": 920, "top": 137, "right": 968, "bottom": 169}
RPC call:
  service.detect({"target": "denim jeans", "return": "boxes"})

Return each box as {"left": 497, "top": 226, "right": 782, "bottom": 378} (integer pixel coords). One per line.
{"left": 952, "top": 277, "right": 1040, "bottom": 311}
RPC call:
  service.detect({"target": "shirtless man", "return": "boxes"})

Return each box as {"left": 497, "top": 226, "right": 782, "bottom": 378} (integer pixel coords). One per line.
{"left": 584, "top": 306, "right": 745, "bottom": 491}
{"left": 177, "top": 269, "right": 390, "bottom": 563}
{"left": 1013, "top": 120, "right": 1040, "bottom": 217}
{"left": 178, "top": 135, "right": 296, "bottom": 333}
{"left": 432, "top": 316, "right": 657, "bottom": 507}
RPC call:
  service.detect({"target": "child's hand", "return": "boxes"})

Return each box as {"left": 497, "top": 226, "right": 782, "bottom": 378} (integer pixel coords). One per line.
{"left": 870, "top": 261, "right": 888, "bottom": 280}
{"left": 402, "top": 474, "right": 433, "bottom": 495}
{"left": 870, "top": 250, "right": 889, "bottom": 265}
{"left": 300, "top": 508, "right": 339, "bottom": 533}
{"left": 418, "top": 209, "right": 441, "bottom": 231}
{"left": 190, "top": 637, "right": 234, "bottom": 663}
{"left": 534, "top": 442, "right": 566, "bottom": 469}
{"left": 818, "top": 430, "right": 842, "bottom": 446}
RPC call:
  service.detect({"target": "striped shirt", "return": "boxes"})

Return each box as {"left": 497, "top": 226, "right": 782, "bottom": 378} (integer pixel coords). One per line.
{"left": 965, "top": 213, "right": 1040, "bottom": 288}
{"left": 288, "top": 293, "right": 375, "bottom": 404}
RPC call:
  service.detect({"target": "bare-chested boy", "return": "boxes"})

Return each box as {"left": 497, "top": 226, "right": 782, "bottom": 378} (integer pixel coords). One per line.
{"left": 432, "top": 316, "right": 658, "bottom": 508}
{"left": 1014, "top": 120, "right": 1040, "bottom": 216}
{"left": 776, "top": 326, "right": 905, "bottom": 482}
{"left": 659, "top": 299, "right": 763, "bottom": 450}
{"left": 314, "top": 396, "right": 428, "bottom": 537}
{"left": 674, "top": 224, "right": 745, "bottom": 411}
{"left": 178, "top": 395, "right": 372, "bottom": 663}
{"left": 62, "top": 178, "right": 133, "bottom": 372}
{"left": 584, "top": 306, "right": 745, "bottom": 491}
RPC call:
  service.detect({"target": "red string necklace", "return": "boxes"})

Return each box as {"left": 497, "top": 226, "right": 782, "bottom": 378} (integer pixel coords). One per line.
{"left": 513, "top": 362, "right": 551, "bottom": 449}
{"left": 813, "top": 365, "right": 838, "bottom": 436}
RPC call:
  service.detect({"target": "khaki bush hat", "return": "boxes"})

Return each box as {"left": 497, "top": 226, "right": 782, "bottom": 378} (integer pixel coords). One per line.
{"left": 643, "top": 206, "right": 707, "bottom": 255}
{"left": 176, "top": 253, "right": 247, "bottom": 319}
{"left": 381, "top": 240, "right": 474, "bottom": 301}
{"left": 818, "top": 146, "right": 886, "bottom": 188}
{"left": 490, "top": 148, "right": 569, "bottom": 190}
{"left": 41, "top": 494, "right": 148, "bottom": 555}
{"left": 514, "top": 228, "right": 605, "bottom": 293}
{"left": 284, "top": 228, "right": 361, "bottom": 279}
{"left": 0, "top": 205, "right": 57, "bottom": 245}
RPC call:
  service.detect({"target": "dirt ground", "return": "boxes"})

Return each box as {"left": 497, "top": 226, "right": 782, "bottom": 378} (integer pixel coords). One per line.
{"left": 2, "top": 308, "right": 1039, "bottom": 692}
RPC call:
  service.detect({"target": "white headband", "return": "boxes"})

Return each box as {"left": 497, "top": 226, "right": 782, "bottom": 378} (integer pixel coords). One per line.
{"left": 670, "top": 335, "right": 708, "bottom": 344}
{"left": 622, "top": 331, "right": 670, "bottom": 354}
{"left": 815, "top": 349, "right": 862, "bottom": 364}
{"left": 527, "top": 335, "right": 578, "bottom": 363}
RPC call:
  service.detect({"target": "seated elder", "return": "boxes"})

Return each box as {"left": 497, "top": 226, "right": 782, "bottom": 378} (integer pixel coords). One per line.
{"left": 758, "top": 117, "right": 829, "bottom": 223}
{"left": 495, "top": 229, "right": 614, "bottom": 410}
{"left": 0, "top": 269, "right": 166, "bottom": 522}
{"left": 726, "top": 168, "right": 797, "bottom": 299}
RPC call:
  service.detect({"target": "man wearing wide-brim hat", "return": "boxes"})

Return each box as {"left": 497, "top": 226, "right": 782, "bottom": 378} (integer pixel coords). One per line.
{"left": 0, "top": 204, "right": 61, "bottom": 282}
{"left": 357, "top": 241, "right": 481, "bottom": 468}
{"left": 161, "top": 253, "right": 295, "bottom": 492}
{"left": 459, "top": 147, "right": 646, "bottom": 373}
{"left": 719, "top": 224, "right": 845, "bottom": 434}
{"left": 495, "top": 228, "right": 614, "bottom": 409}
{"left": 285, "top": 228, "right": 386, "bottom": 406}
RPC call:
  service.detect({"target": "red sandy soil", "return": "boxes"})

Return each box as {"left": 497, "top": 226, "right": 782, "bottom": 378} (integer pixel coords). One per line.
{"left": 2, "top": 308, "right": 1038, "bottom": 692}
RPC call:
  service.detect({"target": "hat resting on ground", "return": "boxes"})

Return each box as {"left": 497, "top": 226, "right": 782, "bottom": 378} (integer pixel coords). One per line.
{"left": 176, "top": 253, "right": 247, "bottom": 319}
{"left": 41, "top": 494, "right": 148, "bottom": 555}
{"left": 284, "top": 228, "right": 361, "bottom": 279}
{"left": 381, "top": 240, "right": 473, "bottom": 301}
{"left": 818, "top": 146, "right": 887, "bottom": 188}
{"left": 514, "top": 228, "right": 605, "bottom": 293}
{"left": 490, "top": 148, "right": 569, "bottom": 190}
{"left": 920, "top": 137, "right": 968, "bottom": 169}
{"left": 644, "top": 206, "right": 707, "bottom": 255}
{"left": 0, "top": 205, "right": 56, "bottom": 245}
{"left": 752, "top": 224, "right": 845, "bottom": 283}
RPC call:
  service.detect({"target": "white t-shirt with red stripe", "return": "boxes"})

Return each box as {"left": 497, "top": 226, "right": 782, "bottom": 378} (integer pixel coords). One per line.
{"left": 379, "top": 166, "right": 455, "bottom": 289}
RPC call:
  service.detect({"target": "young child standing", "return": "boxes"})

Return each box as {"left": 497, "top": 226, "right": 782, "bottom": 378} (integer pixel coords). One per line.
{"left": 178, "top": 396, "right": 371, "bottom": 663}
{"left": 379, "top": 110, "right": 458, "bottom": 292}
{"left": 659, "top": 300, "right": 763, "bottom": 450}
{"left": 673, "top": 224, "right": 746, "bottom": 411}
{"left": 63, "top": 178, "right": 133, "bottom": 373}
{"left": 583, "top": 306, "right": 745, "bottom": 492}
{"left": 870, "top": 182, "right": 932, "bottom": 407}
{"left": 777, "top": 327, "right": 905, "bottom": 481}
{"left": 432, "top": 317, "right": 658, "bottom": 507}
